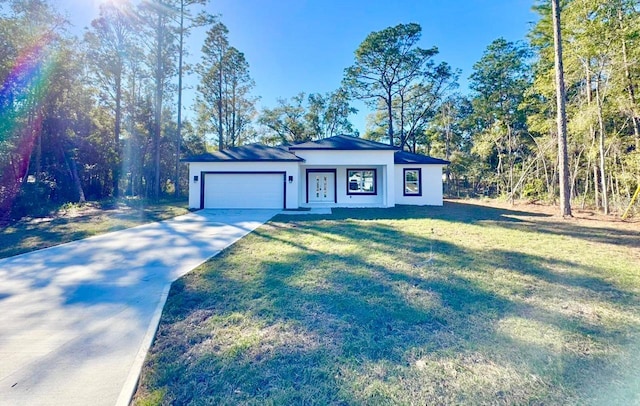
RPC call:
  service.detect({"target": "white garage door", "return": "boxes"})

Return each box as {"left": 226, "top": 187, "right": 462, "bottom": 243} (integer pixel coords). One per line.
{"left": 203, "top": 172, "right": 284, "bottom": 209}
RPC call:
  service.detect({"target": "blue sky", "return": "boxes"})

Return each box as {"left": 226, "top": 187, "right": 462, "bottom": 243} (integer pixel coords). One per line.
{"left": 59, "top": 0, "right": 538, "bottom": 133}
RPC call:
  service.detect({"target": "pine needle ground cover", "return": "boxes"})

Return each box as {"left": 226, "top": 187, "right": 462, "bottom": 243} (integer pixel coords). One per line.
{"left": 134, "top": 201, "right": 640, "bottom": 405}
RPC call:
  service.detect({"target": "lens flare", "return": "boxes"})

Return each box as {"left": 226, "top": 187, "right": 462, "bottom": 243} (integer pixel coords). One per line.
{"left": 0, "top": 33, "right": 58, "bottom": 213}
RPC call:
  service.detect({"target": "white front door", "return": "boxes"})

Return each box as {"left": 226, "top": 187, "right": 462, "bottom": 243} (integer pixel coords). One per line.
{"left": 308, "top": 171, "right": 335, "bottom": 203}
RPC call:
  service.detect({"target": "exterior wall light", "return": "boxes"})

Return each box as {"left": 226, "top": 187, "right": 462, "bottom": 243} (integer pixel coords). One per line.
{"left": 288, "top": 175, "right": 293, "bottom": 183}
{"left": 193, "top": 175, "right": 199, "bottom": 182}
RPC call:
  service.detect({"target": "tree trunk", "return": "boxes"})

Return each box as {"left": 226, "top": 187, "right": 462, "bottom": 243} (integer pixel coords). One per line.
{"left": 114, "top": 67, "right": 122, "bottom": 198}
{"left": 593, "top": 164, "right": 600, "bottom": 209}
{"left": 153, "top": 11, "right": 164, "bottom": 201}
{"left": 231, "top": 82, "right": 237, "bottom": 147}
{"left": 595, "top": 75, "right": 609, "bottom": 214}
{"left": 444, "top": 105, "right": 451, "bottom": 193}
{"left": 127, "top": 61, "right": 139, "bottom": 197}
{"left": 507, "top": 124, "right": 514, "bottom": 204}
{"left": 618, "top": 7, "right": 640, "bottom": 150}
{"left": 552, "top": 0, "right": 572, "bottom": 217}
{"left": 581, "top": 156, "right": 590, "bottom": 209}
{"left": 32, "top": 100, "right": 41, "bottom": 179}
{"left": 542, "top": 151, "right": 550, "bottom": 198}
{"left": 570, "top": 147, "right": 583, "bottom": 201}
{"left": 584, "top": 62, "right": 599, "bottom": 210}
{"left": 175, "top": 0, "right": 185, "bottom": 197}
{"left": 399, "top": 91, "right": 406, "bottom": 150}
{"left": 386, "top": 90, "right": 394, "bottom": 146}
{"left": 218, "top": 55, "right": 224, "bottom": 151}
{"left": 64, "top": 149, "right": 86, "bottom": 203}
{"left": 223, "top": 74, "right": 230, "bottom": 145}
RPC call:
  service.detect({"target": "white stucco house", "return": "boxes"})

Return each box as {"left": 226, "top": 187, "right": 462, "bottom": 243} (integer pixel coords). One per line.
{"left": 184, "top": 135, "right": 449, "bottom": 210}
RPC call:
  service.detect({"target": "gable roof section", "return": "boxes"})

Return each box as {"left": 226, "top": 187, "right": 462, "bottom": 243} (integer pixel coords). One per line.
{"left": 288, "top": 134, "right": 397, "bottom": 151}
{"left": 183, "top": 143, "right": 303, "bottom": 162}
{"left": 395, "top": 150, "right": 450, "bottom": 165}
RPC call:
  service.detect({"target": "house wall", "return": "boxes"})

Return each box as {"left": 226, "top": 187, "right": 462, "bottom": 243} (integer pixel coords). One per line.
{"left": 293, "top": 150, "right": 396, "bottom": 208}
{"left": 187, "top": 161, "right": 300, "bottom": 209}
{"left": 300, "top": 165, "right": 386, "bottom": 207}
{"left": 394, "top": 164, "right": 445, "bottom": 206}
{"left": 187, "top": 153, "right": 446, "bottom": 209}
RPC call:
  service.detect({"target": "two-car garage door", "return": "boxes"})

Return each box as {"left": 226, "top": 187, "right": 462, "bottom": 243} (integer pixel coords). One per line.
{"left": 202, "top": 172, "right": 285, "bottom": 209}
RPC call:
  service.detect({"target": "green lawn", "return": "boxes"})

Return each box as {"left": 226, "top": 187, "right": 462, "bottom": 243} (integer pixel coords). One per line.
{"left": 133, "top": 201, "right": 640, "bottom": 405}
{"left": 0, "top": 199, "right": 189, "bottom": 259}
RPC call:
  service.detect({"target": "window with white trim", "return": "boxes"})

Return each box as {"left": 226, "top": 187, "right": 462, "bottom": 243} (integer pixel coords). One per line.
{"left": 403, "top": 168, "right": 421, "bottom": 196}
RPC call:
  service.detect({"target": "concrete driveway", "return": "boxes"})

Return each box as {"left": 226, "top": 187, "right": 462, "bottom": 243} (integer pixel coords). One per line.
{"left": 0, "top": 209, "right": 279, "bottom": 406}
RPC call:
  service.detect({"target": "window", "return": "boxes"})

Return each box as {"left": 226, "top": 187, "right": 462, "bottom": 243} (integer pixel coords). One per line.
{"left": 347, "top": 169, "right": 377, "bottom": 195}
{"left": 404, "top": 168, "right": 421, "bottom": 196}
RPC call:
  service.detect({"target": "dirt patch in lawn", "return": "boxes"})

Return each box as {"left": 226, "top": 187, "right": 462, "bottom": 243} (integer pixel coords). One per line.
{"left": 463, "top": 198, "right": 639, "bottom": 228}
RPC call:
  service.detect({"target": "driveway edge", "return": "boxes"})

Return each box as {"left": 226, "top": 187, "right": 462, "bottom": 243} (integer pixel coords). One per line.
{"left": 0, "top": 209, "right": 281, "bottom": 406}
{"left": 115, "top": 210, "right": 279, "bottom": 405}
{"left": 116, "top": 283, "right": 171, "bottom": 406}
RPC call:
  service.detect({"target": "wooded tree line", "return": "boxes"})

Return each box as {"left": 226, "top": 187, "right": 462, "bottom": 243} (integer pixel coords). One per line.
{"left": 0, "top": 0, "right": 254, "bottom": 220}
{"left": 350, "top": 0, "right": 639, "bottom": 215}
{"left": 0, "top": 0, "right": 358, "bottom": 221}
{"left": 1, "top": 0, "right": 638, "bottom": 220}
{"left": 0, "top": 0, "right": 198, "bottom": 219}
{"left": 415, "top": 0, "right": 639, "bottom": 215}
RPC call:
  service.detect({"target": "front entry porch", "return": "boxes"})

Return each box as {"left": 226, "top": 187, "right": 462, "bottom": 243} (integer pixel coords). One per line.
{"left": 300, "top": 165, "right": 390, "bottom": 208}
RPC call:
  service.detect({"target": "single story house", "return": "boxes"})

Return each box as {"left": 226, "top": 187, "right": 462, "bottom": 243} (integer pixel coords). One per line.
{"left": 184, "top": 135, "right": 449, "bottom": 209}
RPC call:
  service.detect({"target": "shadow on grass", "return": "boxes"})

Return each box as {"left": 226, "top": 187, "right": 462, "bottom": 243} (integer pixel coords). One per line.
{"left": 139, "top": 207, "right": 640, "bottom": 404}
{"left": 0, "top": 202, "right": 188, "bottom": 259}
{"left": 276, "top": 201, "right": 639, "bottom": 250}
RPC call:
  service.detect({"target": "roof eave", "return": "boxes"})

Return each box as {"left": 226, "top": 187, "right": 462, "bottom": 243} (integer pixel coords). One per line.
{"left": 289, "top": 147, "right": 397, "bottom": 151}
{"left": 181, "top": 158, "right": 305, "bottom": 163}
{"left": 394, "top": 160, "right": 450, "bottom": 165}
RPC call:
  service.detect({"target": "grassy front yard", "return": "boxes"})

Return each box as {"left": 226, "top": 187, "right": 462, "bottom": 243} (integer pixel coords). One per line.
{"left": 133, "top": 201, "right": 640, "bottom": 405}
{"left": 0, "top": 199, "right": 189, "bottom": 259}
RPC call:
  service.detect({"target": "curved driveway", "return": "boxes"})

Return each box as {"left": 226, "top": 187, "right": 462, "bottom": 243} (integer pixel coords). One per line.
{"left": 0, "top": 209, "right": 279, "bottom": 406}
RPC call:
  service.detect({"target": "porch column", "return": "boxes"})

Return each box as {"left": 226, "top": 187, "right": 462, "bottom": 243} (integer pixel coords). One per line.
{"left": 385, "top": 164, "right": 395, "bottom": 207}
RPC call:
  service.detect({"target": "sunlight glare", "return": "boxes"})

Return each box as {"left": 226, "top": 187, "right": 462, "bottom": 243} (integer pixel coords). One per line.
{"left": 90, "top": 0, "right": 129, "bottom": 12}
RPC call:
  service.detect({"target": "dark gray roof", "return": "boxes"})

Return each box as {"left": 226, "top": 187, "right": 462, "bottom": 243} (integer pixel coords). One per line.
{"left": 183, "top": 143, "right": 304, "bottom": 162}
{"left": 183, "top": 138, "right": 449, "bottom": 165}
{"left": 395, "top": 150, "right": 450, "bottom": 165}
{"left": 288, "top": 135, "right": 397, "bottom": 151}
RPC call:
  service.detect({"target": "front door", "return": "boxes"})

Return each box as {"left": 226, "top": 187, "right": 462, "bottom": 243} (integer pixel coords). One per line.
{"left": 308, "top": 171, "right": 335, "bottom": 203}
